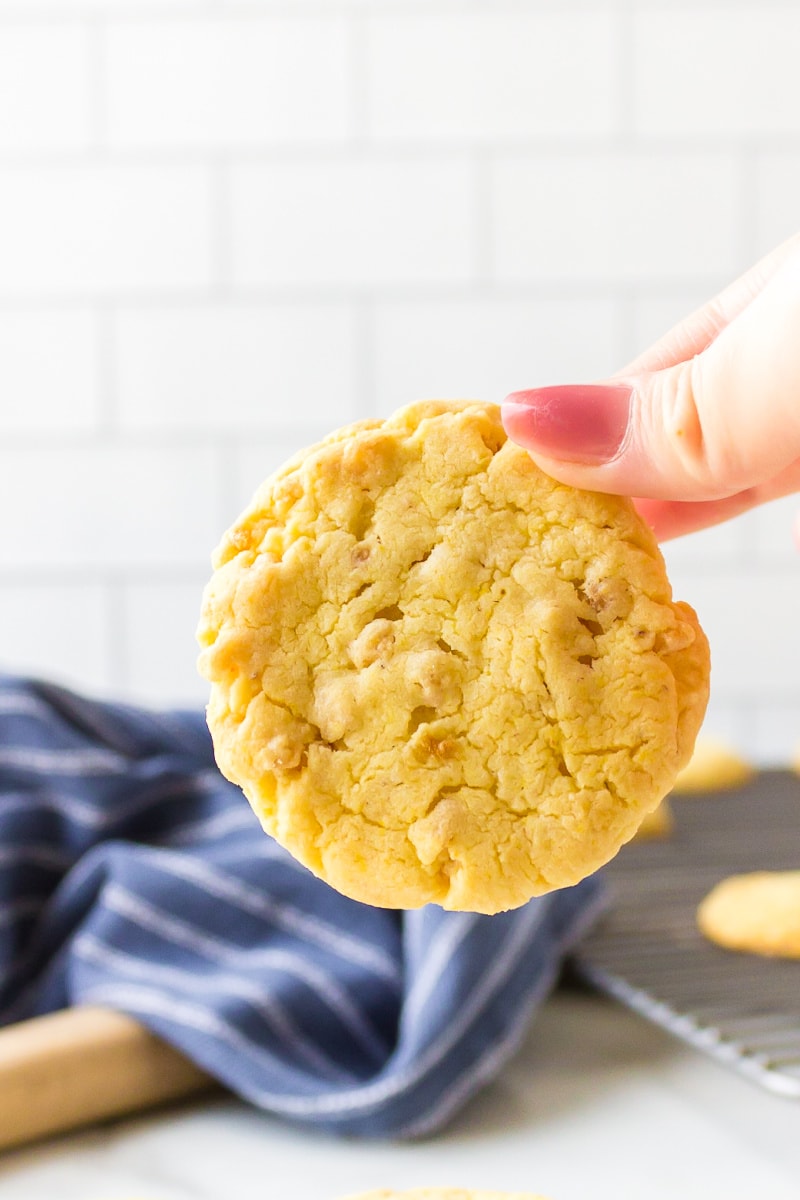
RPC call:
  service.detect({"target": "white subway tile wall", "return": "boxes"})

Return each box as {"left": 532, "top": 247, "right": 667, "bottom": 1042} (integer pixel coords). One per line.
{"left": 114, "top": 303, "right": 358, "bottom": 431}
{"left": 0, "top": 1, "right": 798, "bottom": 768}
{"left": 371, "top": 297, "right": 621, "bottom": 413}
{"left": 105, "top": 17, "right": 352, "bottom": 148}
{"left": 0, "top": 165, "right": 213, "bottom": 295}
{"left": 755, "top": 152, "right": 800, "bottom": 256}
{"left": 0, "top": 24, "right": 92, "bottom": 152}
{"left": 229, "top": 158, "right": 478, "bottom": 287}
{"left": 632, "top": 10, "right": 800, "bottom": 137}
{"left": 0, "top": 446, "right": 222, "bottom": 569}
{"left": 366, "top": 13, "right": 619, "bottom": 141}
{"left": 0, "top": 310, "right": 99, "bottom": 432}
{"left": 492, "top": 152, "right": 742, "bottom": 283}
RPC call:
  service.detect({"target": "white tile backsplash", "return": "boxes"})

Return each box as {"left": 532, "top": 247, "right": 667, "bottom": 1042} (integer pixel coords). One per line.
{"left": 0, "top": 165, "right": 213, "bottom": 296}
{"left": 371, "top": 296, "right": 620, "bottom": 417}
{"left": 0, "top": 0, "right": 797, "bottom": 765}
{"left": 627, "top": 292, "right": 720, "bottom": 365}
{"left": 665, "top": 570, "right": 800, "bottom": 700}
{"left": 105, "top": 16, "right": 352, "bottom": 149}
{"left": 491, "top": 152, "right": 742, "bottom": 284}
{"left": 754, "top": 152, "right": 800, "bottom": 259}
{"left": 660, "top": 519, "right": 745, "bottom": 571}
{"left": 114, "top": 303, "right": 358, "bottom": 432}
{"left": 366, "top": 12, "right": 618, "bottom": 142}
{"left": 752, "top": 494, "right": 800, "bottom": 567}
{"left": 753, "top": 702, "right": 800, "bottom": 767}
{"left": 0, "top": 584, "right": 111, "bottom": 696}
{"left": 0, "top": 446, "right": 222, "bottom": 569}
{"left": 121, "top": 579, "right": 211, "bottom": 705}
{"left": 0, "top": 310, "right": 99, "bottom": 432}
{"left": 232, "top": 438, "right": 324, "bottom": 516}
{"left": 633, "top": 9, "right": 800, "bottom": 137}
{"left": 0, "top": 23, "right": 93, "bottom": 153}
{"left": 230, "top": 158, "right": 477, "bottom": 288}
{"left": 692, "top": 699, "right": 754, "bottom": 763}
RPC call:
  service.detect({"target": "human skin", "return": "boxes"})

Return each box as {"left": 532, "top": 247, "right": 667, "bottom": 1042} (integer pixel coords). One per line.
{"left": 502, "top": 233, "right": 800, "bottom": 543}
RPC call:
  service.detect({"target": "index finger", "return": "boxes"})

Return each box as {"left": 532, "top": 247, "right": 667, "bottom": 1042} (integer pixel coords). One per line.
{"left": 618, "top": 231, "right": 800, "bottom": 377}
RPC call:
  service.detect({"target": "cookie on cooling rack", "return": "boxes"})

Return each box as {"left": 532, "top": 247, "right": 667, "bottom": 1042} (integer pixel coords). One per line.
{"left": 198, "top": 400, "right": 709, "bottom": 914}
{"left": 698, "top": 871, "right": 800, "bottom": 958}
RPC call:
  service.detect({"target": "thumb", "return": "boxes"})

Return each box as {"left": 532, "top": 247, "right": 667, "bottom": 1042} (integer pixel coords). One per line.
{"left": 502, "top": 258, "right": 800, "bottom": 502}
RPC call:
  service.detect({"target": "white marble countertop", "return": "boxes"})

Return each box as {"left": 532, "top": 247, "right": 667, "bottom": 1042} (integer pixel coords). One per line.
{"left": 1, "top": 990, "right": 799, "bottom": 1200}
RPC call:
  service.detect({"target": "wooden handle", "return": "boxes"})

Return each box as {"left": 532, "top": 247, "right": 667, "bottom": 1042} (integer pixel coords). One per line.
{"left": 0, "top": 1006, "right": 216, "bottom": 1153}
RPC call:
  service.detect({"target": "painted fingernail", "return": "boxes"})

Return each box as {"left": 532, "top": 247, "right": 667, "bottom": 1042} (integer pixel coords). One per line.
{"left": 501, "top": 383, "right": 633, "bottom": 464}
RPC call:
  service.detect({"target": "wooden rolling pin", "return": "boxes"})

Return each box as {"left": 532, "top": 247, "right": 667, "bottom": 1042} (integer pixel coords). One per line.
{"left": 0, "top": 1006, "right": 217, "bottom": 1153}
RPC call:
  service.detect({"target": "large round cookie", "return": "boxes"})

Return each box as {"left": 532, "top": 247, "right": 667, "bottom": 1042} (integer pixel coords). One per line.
{"left": 198, "top": 401, "right": 709, "bottom": 913}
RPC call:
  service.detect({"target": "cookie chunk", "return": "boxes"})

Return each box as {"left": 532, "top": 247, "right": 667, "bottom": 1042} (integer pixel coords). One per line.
{"left": 198, "top": 401, "right": 709, "bottom": 914}
{"left": 341, "top": 1191, "right": 550, "bottom": 1200}
{"left": 672, "top": 737, "right": 752, "bottom": 794}
{"left": 698, "top": 871, "right": 800, "bottom": 958}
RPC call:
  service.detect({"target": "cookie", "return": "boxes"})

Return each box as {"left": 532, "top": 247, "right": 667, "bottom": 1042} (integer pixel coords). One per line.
{"left": 671, "top": 737, "right": 752, "bottom": 794}
{"left": 631, "top": 797, "right": 674, "bottom": 840}
{"left": 698, "top": 871, "right": 800, "bottom": 958}
{"left": 198, "top": 400, "right": 709, "bottom": 914}
{"left": 341, "top": 1191, "right": 550, "bottom": 1200}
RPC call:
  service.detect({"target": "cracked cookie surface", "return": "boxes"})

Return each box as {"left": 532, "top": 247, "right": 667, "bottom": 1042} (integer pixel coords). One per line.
{"left": 197, "top": 400, "right": 709, "bottom": 914}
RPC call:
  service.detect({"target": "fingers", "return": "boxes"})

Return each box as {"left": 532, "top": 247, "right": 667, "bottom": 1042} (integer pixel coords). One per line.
{"left": 635, "top": 460, "right": 800, "bottom": 541}
{"left": 620, "top": 230, "right": 800, "bottom": 376}
{"left": 502, "top": 250, "right": 800, "bottom": 503}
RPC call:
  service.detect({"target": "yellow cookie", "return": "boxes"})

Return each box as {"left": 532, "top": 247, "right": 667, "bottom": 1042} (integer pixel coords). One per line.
{"left": 672, "top": 737, "right": 752, "bottom": 794}
{"left": 698, "top": 871, "right": 800, "bottom": 958}
{"left": 340, "top": 1192, "right": 550, "bottom": 1200}
{"left": 198, "top": 401, "right": 709, "bottom": 914}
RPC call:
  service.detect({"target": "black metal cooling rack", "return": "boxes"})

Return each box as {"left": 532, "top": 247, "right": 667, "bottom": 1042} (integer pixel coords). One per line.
{"left": 573, "top": 770, "right": 800, "bottom": 1097}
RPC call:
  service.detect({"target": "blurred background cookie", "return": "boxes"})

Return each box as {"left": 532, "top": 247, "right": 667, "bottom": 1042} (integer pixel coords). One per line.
{"left": 697, "top": 870, "right": 800, "bottom": 958}
{"left": 672, "top": 737, "right": 754, "bottom": 794}
{"left": 631, "top": 797, "right": 674, "bottom": 840}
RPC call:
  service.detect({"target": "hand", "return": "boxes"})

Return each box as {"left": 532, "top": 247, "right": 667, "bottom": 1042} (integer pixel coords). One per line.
{"left": 501, "top": 233, "right": 800, "bottom": 541}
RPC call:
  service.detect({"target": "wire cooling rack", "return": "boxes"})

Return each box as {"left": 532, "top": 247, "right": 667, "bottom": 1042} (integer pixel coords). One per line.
{"left": 572, "top": 770, "right": 800, "bottom": 1097}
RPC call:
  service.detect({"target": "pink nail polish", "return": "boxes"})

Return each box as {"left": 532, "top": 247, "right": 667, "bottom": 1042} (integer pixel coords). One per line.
{"left": 501, "top": 384, "right": 633, "bottom": 464}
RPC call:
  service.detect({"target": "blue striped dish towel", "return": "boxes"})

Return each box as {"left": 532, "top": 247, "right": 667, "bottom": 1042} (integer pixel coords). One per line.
{"left": 0, "top": 673, "right": 605, "bottom": 1138}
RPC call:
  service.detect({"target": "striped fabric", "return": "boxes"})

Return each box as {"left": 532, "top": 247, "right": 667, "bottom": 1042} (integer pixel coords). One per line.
{"left": 0, "top": 674, "right": 605, "bottom": 1138}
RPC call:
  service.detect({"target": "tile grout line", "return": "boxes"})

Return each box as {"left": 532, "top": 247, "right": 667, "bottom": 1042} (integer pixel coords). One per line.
{"left": 353, "top": 298, "right": 375, "bottom": 419}
{"left": 86, "top": 14, "right": 108, "bottom": 155}
{"left": 613, "top": 0, "right": 636, "bottom": 151}
{"left": 347, "top": 6, "right": 369, "bottom": 149}
{"left": 6, "top": 138, "right": 800, "bottom": 168}
{"left": 472, "top": 151, "right": 494, "bottom": 293}
{"left": 104, "top": 575, "right": 128, "bottom": 697}
{"left": 0, "top": 279, "right": 747, "bottom": 311}
{"left": 210, "top": 155, "right": 232, "bottom": 298}
{"left": 93, "top": 306, "right": 117, "bottom": 439}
